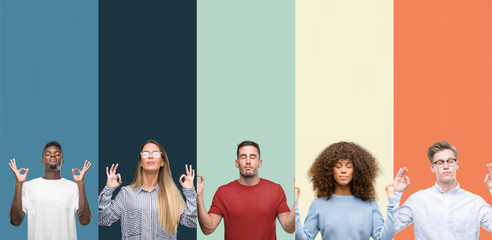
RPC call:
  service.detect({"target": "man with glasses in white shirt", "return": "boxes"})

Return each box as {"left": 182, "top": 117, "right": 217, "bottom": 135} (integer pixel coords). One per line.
{"left": 392, "top": 141, "right": 492, "bottom": 239}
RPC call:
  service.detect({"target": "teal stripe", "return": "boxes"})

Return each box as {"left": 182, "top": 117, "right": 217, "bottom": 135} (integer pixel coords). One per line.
{"left": 0, "top": 0, "right": 98, "bottom": 239}
{"left": 197, "top": 1, "right": 295, "bottom": 239}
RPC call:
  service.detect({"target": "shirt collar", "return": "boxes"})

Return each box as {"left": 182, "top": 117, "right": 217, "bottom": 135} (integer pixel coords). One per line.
{"left": 433, "top": 182, "right": 460, "bottom": 194}
{"left": 136, "top": 184, "right": 159, "bottom": 194}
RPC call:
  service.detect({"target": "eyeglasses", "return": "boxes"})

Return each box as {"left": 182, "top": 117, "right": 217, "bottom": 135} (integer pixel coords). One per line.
{"left": 433, "top": 158, "right": 457, "bottom": 167}
{"left": 140, "top": 151, "right": 162, "bottom": 159}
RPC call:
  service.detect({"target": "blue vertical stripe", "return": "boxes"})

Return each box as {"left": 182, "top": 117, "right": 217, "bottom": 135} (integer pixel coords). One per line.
{"left": 0, "top": 0, "right": 98, "bottom": 239}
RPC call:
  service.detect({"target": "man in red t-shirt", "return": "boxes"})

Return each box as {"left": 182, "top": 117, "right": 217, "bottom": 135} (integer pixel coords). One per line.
{"left": 196, "top": 140, "right": 295, "bottom": 240}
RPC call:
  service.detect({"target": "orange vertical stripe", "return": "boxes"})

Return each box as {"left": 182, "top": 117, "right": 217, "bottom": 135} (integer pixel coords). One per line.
{"left": 395, "top": 1, "right": 492, "bottom": 239}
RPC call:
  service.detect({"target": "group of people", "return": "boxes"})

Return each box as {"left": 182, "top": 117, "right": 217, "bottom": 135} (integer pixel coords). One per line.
{"left": 8, "top": 139, "right": 492, "bottom": 239}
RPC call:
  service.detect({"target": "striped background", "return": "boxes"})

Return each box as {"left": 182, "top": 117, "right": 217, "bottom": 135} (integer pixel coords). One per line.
{"left": 2, "top": 1, "right": 491, "bottom": 239}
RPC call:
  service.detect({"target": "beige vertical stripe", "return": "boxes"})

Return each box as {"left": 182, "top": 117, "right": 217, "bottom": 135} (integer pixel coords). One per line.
{"left": 296, "top": 1, "right": 393, "bottom": 239}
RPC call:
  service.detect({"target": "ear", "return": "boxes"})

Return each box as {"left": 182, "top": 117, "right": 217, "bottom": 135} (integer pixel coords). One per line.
{"left": 456, "top": 161, "right": 459, "bottom": 170}
{"left": 61, "top": 159, "right": 64, "bottom": 166}
{"left": 258, "top": 159, "right": 263, "bottom": 168}
{"left": 430, "top": 164, "right": 435, "bottom": 173}
{"left": 235, "top": 159, "right": 239, "bottom": 168}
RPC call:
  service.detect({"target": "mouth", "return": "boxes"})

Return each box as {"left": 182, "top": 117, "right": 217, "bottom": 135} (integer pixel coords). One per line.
{"left": 442, "top": 172, "right": 451, "bottom": 175}
{"left": 147, "top": 161, "right": 155, "bottom": 165}
{"left": 339, "top": 176, "right": 348, "bottom": 180}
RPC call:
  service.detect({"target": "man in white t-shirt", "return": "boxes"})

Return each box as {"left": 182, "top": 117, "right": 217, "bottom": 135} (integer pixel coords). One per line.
{"left": 9, "top": 141, "right": 92, "bottom": 240}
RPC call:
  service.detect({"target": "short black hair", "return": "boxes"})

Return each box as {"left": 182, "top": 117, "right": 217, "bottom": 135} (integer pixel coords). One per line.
{"left": 43, "top": 140, "right": 62, "bottom": 152}
{"left": 236, "top": 140, "right": 260, "bottom": 158}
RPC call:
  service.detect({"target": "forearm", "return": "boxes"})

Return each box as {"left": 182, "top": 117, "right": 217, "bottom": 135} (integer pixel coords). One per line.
{"left": 295, "top": 202, "right": 310, "bottom": 240}
{"left": 373, "top": 197, "right": 399, "bottom": 240}
{"left": 281, "top": 204, "right": 296, "bottom": 234}
{"left": 76, "top": 182, "right": 92, "bottom": 225}
{"left": 393, "top": 192, "right": 412, "bottom": 234}
{"left": 197, "top": 194, "right": 215, "bottom": 235}
{"left": 9, "top": 183, "right": 25, "bottom": 226}
{"left": 180, "top": 188, "right": 197, "bottom": 228}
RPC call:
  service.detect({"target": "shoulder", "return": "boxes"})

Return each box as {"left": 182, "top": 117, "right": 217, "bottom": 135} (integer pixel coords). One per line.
{"left": 217, "top": 180, "right": 240, "bottom": 190}
{"left": 23, "top": 177, "right": 40, "bottom": 186}
{"left": 458, "top": 188, "right": 485, "bottom": 201}
{"left": 408, "top": 187, "right": 432, "bottom": 199}
{"left": 259, "top": 178, "right": 284, "bottom": 190}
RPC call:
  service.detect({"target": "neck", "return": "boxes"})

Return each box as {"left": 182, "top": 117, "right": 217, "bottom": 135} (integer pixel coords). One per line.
{"left": 334, "top": 183, "right": 352, "bottom": 196}
{"left": 436, "top": 180, "right": 458, "bottom": 193}
{"left": 238, "top": 175, "right": 260, "bottom": 186}
{"left": 142, "top": 169, "right": 159, "bottom": 191}
{"left": 43, "top": 170, "right": 61, "bottom": 180}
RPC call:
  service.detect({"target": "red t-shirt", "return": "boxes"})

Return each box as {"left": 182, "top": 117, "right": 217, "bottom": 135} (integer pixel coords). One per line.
{"left": 209, "top": 178, "right": 290, "bottom": 240}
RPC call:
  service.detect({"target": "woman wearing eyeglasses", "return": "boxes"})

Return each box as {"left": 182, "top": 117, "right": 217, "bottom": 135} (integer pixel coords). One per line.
{"left": 295, "top": 141, "right": 409, "bottom": 240}
{"left": 98, "top": 139, "right": 197, "bottom": 239}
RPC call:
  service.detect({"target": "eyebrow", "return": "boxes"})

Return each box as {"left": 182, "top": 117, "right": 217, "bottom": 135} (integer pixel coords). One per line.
{"left": 239, "top": 154, "right": 257, "bottom": 157}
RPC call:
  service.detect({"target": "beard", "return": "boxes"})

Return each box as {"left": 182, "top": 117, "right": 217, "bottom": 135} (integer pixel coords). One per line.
{"left": 240, "top": 168, "right": 257, "bottom": 178}
{"left": 43, "top": 161, "right": 61, "bottom": 171}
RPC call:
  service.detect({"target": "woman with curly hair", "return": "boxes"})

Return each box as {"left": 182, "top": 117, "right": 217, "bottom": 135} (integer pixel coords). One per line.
{"left": 295, "top": 141, "right": 409, "bottom": 240}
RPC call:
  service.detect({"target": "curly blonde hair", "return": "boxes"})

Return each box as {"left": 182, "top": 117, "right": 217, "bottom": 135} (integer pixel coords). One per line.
{"left": 308, "top": 141, "right": 379, "bottom": 201}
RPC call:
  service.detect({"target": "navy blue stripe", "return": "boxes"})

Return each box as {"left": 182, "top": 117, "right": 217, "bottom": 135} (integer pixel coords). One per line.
{"left": 98, "top": 1, "right": 197, "bottom": 240}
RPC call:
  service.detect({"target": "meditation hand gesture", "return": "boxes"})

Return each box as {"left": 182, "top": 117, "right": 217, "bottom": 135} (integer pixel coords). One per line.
{"left": 295, "top": 186, "right": 301, "bottom": 202}
{"left": 73, "top": 160, "right": 91, "bottom": 183}
{"left": 9, "top": 158, "right": 28, "bottom": 183}
{"left": 179, "top": 164, "right": 195, "bottom": 189}
{"left": 386, "top": 167, "right": 410, "bottom": 198}
{"left": 106, "top": 163, "right": 122, "bottom": 189}
{"left": 484, "top": 163, "right": 492, "bottom": 189}
{"left": 196, "top": 174, "right": 204, "bottom": 196}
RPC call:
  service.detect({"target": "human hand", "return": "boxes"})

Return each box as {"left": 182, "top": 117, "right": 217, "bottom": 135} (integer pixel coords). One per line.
{"left": 9, "top": 158, "right": 28, "bottom": 183}
{"left": 179, "top": 164, "right": 195, "bottom": 189}
{"left": 72, "top": 160, "right": 91, "bottom": 183}
{"left": 484, "top": 163, "right": 492, "bottom": 189}
{"left": 106, "top": 163, "right": 122, "bottom": 188}
{"left": 197, "top": 174, "right": 204, "bottom": 196}
{"left": 393, "top": 167, "right": 410, "bottom": 192}
{"left": 295, "top": 186, "right": 301, "bottom": 202}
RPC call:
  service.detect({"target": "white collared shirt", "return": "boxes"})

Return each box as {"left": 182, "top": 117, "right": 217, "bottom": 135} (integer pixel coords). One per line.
{"left": 394, "top": 183, "right": 492, "bottom": 240}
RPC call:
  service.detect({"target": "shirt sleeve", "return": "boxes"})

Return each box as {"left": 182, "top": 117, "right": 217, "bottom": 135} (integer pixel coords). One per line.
{"left": 179, "top": 188, "right": 197, "bottom": 228}
{"left": 209, "top": 188, "right": 224, "bottom": 216}
{"left": 479, "top": 191, "right": 492, "bottom": 232}
{"left": 74, "top": 183, "right": 79, "bottom": 212}
{"left": 21, "top": 183, "right": 28, "bottom": 213}
{"left": 371, "top": 195, "right": 399, "bottom": 240}
{"left": 295, "top": 200, "right": 320, "bottom": 240}
{"left": 98, "top": 186, "right": 126, "bottom": 226}
{"left": 276, "top": 184, "right": 290, "bottom": 214}
{"left": 393, "top": 191, "right": 414, "bottom": 234}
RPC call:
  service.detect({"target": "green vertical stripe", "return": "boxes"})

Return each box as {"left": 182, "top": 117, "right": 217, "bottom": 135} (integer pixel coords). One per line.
{"left": 197, "top": 0, "right": 295, "bottom": 239}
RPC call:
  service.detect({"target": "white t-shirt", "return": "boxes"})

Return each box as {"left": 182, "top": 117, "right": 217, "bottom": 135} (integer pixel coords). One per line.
{"left": 22, "top": 177, "right": 79, "bottom": 240}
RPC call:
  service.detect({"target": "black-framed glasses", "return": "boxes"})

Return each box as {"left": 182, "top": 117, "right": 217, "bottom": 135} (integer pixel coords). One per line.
{"left": 433, "top": 158, "right": 456, "bottom": 167}
{"left": 140, "top": 151, "right": 162, "bottom": 159}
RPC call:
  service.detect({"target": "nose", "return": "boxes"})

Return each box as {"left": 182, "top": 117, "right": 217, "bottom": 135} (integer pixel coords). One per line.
{"left": 442, "top": 161, "right": 450, "bottom": 169}
{"left": 246, "top": 157, "right": 251, "bottom": 164}
{"left": 341, "top": 166, "right": 347, "bottom": 173}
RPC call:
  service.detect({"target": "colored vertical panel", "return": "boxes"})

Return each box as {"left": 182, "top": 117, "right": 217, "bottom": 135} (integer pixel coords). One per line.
{"left": 0, "top": 1, "right": 98, "bottom": 239}
{"left": 197, "top": 0, "right": 294, "bottom": 239}
{"left": 296, "top": 1, "right": 394, "bottom": 240}
{"left": 395, "top": 1, "right": 492, "bottom": 239}
{"left": 99, "top": 1, "right": 196, "bottom": 240}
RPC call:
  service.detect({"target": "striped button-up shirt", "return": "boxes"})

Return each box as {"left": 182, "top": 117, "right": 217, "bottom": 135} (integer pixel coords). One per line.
{"left": 98, "top": 185, "right": 197, "bottom": 240}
